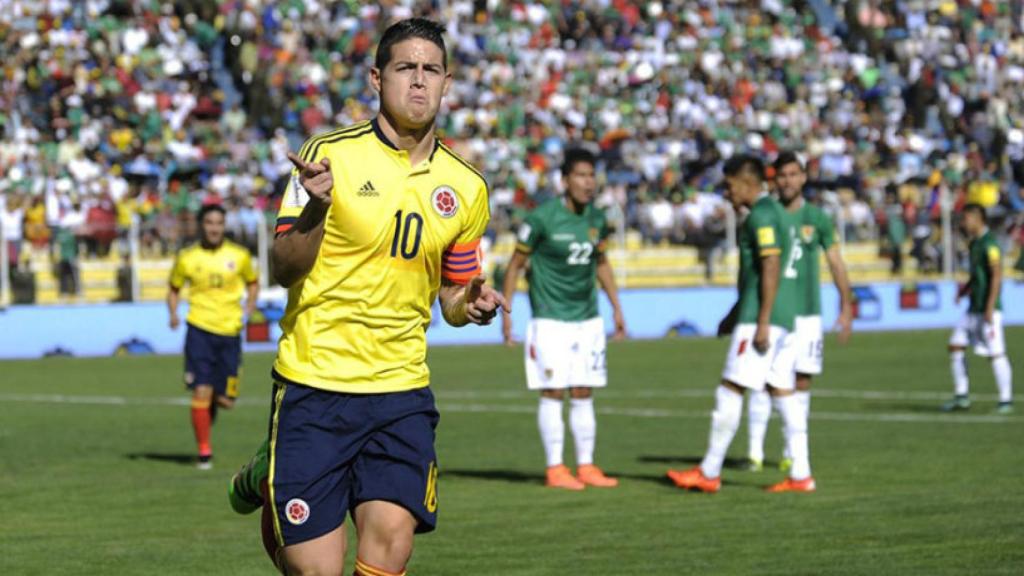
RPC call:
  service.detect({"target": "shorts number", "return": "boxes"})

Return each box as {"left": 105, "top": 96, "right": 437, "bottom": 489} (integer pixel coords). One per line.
{"left": 567, "top": 242, "right": 593, "bottom": 265}
{"left": 391, "top": 210, "right": 424, "bottom": 259}
{"left": 591, "top": 348, "right": 606, "bottom": 372}
{"left": 809, "top": 340, "right": 822, "bottom": 360}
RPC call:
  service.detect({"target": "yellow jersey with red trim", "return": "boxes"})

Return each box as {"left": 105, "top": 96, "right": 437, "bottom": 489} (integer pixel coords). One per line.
{"left": 169, "top": 240, "right": 258, "bottom": 336}
{"left": 273, "top": 119, "right": 490, "bottom": 394}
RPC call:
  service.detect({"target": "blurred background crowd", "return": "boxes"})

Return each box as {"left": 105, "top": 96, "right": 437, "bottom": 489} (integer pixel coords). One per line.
{"left": 3, "top": 0, "right": 1024, "bottom": 282}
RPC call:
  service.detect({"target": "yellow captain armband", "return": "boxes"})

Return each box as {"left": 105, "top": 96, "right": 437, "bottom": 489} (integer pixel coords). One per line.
{"left": 757, "top": 226, "right": 776, "bottom": 247}
{"left": 987, "top": 245, "right": 1000, "bottom": 265}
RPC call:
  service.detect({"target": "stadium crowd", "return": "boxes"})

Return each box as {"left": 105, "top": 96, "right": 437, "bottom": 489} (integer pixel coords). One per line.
{"left": 2, "top": 0, "right": 1024, "bottom": 278}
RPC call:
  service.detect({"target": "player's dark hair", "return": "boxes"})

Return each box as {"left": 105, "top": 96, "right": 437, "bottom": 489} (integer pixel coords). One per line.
{"left": 773, "top": 151, "right": 804, "bottom": 172}
{"left": 197, "top": 203, "right": 226, "bottom": 223}
{"left": 375, "top": 18, "right": 447, "bottom": 71}
{"left": 723, "top": 154, "right": 765, "bottom": 181}
{"left": 562, "top": 148, "right": 597, "bottom": 177}
{"left": 962, "top": 203, "right": 987, "bottom": 222}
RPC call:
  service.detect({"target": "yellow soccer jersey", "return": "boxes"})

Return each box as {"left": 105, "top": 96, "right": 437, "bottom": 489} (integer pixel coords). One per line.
{"left": 169, "top": 240, "right": 258, "bottom": 336}
{"left": 273, "top": 119, "right": 490, "bottom": 394}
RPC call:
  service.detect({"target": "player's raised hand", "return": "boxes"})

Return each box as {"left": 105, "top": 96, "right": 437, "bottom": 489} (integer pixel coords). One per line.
{"left": 287, "top": 152, "right": 334, "bottom": 206}
{"left": 464, "top": 275, "right": 508, "bottom": 326}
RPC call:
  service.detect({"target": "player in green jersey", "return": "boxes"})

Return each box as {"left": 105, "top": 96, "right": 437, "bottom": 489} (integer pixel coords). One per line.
{"left": 746, "top": 152, "right": 853, "bottom": 472}
{"left": 501, "top": 148, "right": 626, "bottom": 491}
{"left": 944, "top": 203, "right": 1013, "bottom": 413}
{"left": 667, "top": 154, "right": 815, "bottom": 494}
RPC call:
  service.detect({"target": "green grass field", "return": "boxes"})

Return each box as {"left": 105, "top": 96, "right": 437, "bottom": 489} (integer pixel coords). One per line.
{"left": 2, "top": 329, "right": 1023, "bottom": 575}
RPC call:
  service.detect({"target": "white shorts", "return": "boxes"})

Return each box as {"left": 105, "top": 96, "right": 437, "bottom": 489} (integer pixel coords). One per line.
{"left": 950, "top": 312, "right": 1006, "bottom": 357}
{"left": 721, "top": 323, "right": 796, "bottom": 391}
{"left": 793, "top": 315, "right": 824, "bottom": 376}
{"left": 526, "top": 317, "right": 607, "bottom": 390}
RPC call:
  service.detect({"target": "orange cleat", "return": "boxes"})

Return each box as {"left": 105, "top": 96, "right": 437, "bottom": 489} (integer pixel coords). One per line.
{"left": 546, "top": 465, "right": 586, "bottom": 491}
{"left": 766, "top": 476, "right": 817, "bottom": 493}
{"left": 666, "top": 466, "right": 721, "bottom": 493}
{"left": 576, "top": 464, "right": 619, "bottom": 488}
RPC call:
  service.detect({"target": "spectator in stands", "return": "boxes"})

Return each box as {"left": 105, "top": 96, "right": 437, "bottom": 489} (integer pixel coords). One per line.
{"left": 1, "top": 194, "right": 23, "bottom": 268}
{"left": 883, "top": 188, "right": 907, "bottom": 276}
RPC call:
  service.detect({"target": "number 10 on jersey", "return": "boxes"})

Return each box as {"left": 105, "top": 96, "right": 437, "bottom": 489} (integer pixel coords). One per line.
{"left": 391, "top": 210, "right": 423, "bottom": 259}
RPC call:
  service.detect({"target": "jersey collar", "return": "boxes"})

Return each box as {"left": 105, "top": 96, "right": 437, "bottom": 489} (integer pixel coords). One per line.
{"left": 371, "top": 117, "right": 441, "bottom": 173}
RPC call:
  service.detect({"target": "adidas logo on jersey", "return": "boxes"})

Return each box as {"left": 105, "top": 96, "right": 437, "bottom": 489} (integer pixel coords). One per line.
{"left": 357, "top": 181, "right": 379, "bottom": 197}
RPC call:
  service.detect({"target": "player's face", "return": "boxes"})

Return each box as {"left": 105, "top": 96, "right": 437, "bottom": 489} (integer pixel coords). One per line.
{"left": 723, "top": 174, "right": 758, "bottom": 210}
{"left": 961, "top": 211, "right": 982, "bottom": 236}
{"left": 371, "top": 38, "right": 451, "bottom": 130}
{"left": 774, "top": 162, "right": 806, "bottom": 205}
{"left": 564, "top": 161, "right": 596, "bottom": 206}
{"left": 201, "top": 211, "right": 226, "bottom": 246}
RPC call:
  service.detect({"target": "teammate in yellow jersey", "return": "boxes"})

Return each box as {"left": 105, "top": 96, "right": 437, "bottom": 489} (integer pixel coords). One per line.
{"left": 167, "top": 203, "right": 258, "bottom": 469}
{"left": 227, "top": 19, "right": 505, "bottom": 576}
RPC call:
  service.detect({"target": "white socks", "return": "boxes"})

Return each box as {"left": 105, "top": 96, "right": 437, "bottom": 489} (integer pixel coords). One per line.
{"left": 993, "top": 356, "right": 1013, "bottom": 403}
{"left": 747, "top": 389, "right": 772, "bottom": 462}
{"left": 951, "top": 350, "right": 969, "bottom": 396}
{"left": 539, "top": 396, "right": 598, "bottom": 467}
{"left": 538, "top": 397, "right": 564, "bottom": 467}
{"left": 569, "top": 398, "right": 596, "bottom": 466}
{"left": 775, "top": 393, "right": 811, "bottom": 480}
{"left": 700, "top": 385, "right": 744, "bottom": 479}
{"left": 796, "top": 389, "right": 811, "bottom": 414}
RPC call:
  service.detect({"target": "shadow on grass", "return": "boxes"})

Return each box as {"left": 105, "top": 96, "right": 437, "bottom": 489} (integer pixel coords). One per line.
{"left": 125, "top": 452, "right": 196, "bottom": 466}
{"left": 638, "top": 454, "right": 770, "bottom": 470}
{"left": 440, "top": 469, "right": 545, "bottom": 484}
{"left": 863, "top": 402, "right": 947, "bottom": 413}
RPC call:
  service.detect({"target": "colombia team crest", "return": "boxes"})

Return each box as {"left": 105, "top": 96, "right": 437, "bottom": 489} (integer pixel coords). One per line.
{"left": 285, "top": 498, "right": 310, "bottom": 525}
{"left": 801, "top": 225, "right": 815, "bottom": 243}
{"left": 431, "top": 186, "right": 459, "bottom": 218}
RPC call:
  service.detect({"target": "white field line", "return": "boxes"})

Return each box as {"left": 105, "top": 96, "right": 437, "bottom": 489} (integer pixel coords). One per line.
{"left": 0, "top": 393, "right": 1017, "bottom": 425}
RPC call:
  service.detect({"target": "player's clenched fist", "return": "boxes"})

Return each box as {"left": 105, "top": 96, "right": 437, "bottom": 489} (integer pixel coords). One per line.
{"left": 287, "top": 152, "right": 334, "bottom": 207}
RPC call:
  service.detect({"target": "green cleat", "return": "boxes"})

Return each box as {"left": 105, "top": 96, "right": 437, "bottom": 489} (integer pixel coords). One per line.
{"left": 743, "top": 458, "right": 763, "bottom": 472}
{"left": 228, "top": 439, "right": 269, "bottom": 515}
{"left": 940, "top": 395, "right": 971, "bottom": 412}
{"left": 995, "top": 402, "right": 1014, "bottom": 415}
{"left": 779, "top": 457, "right": 793, "bottom": 473}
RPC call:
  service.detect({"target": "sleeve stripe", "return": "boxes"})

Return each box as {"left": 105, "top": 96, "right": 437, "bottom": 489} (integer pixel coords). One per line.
{"left": 443, "top": 264, "right": 480, "bottom": 273}
{"left": 442, "top": 269, "right": 479, "bottom": 284}
{"left": 276, "top": 216, "right": 298, "bottom": 226}
{"left": 760, "top": 248, "right": 781, "bottom": 256}
{"left": 446, "top": 249, "right": 477, "bottom": 257}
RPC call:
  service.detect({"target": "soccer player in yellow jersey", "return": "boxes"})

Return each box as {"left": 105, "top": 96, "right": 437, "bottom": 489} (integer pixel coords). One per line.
{"left": 167, "top": 204, "right": 258, "bottom": 469}
{"left": 227, "top": 19, "right": 505, "bottom": 576}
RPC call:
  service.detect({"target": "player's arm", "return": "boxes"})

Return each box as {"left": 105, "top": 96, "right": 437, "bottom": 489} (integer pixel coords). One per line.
{"left": 717, "top": 302, "right": 739, "bottom": 337}
{"left": 241, "top": 251, "right": 259, "bottom": 318}
{"left": 825, "top": 245, "right": 853, "bottom": 344}
{"left": 596, "top": 252, "right": 626, "bottom": 340}
{"left": 984, "top": 245, "right": 1002, "bottom": 324}
{"left": 756, "top": 254, "right": 780, "bottom": 353}
{"left": 167, "top": 253, "right": 186, "bottom": 330}
{"left": 271, "top": 154, "right": 333, "bottom": 288}
{"left": 439, "top": 276, "right": 507, "bottom": 327}
{"left": 501, "top": 250, "right": 529, "bottom": 345}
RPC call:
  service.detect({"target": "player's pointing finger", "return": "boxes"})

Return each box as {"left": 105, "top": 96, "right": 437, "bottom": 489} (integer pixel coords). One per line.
{"left": 287, "top": 152, "right": 309, "bottom": 172}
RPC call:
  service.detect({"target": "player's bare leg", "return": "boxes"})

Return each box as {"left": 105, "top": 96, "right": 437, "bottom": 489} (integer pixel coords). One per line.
{"left": 191, "top": 384, "right": 215, "bottom": 469}
{"left": 943, "top": 345, "right": 971, "bottom": 411}
{"left": 539, "top": 389, "right": 584, "bottom": 490}
{"left": 766, "top": 386, "right": 815, "bottom": 492}
{"left": 353, "top": 500, "right": 416, "bottom": 576}
{"left": 569, "top": 386, "right": 617, "bottom": 487}
{"left": 278, "top": 522, "right": 347, "bottom": 576}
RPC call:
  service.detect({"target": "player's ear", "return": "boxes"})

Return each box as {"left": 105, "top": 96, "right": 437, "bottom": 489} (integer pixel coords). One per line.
{"left": 369, "top": 66, "right": 382, "bottom": 94}
{"left": 442, "top": 69, "right": 452, "bottom": 97}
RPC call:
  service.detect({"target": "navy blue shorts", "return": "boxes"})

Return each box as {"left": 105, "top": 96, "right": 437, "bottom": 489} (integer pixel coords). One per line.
{"left": 267, "top": 380, "right": 440, "bottom": 547}
{"left": 184, "top": 323, "right": 242, "bottom": 398}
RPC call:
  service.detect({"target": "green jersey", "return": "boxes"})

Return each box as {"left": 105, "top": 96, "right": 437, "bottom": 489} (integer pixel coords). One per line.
{"left": 516, "top": 198, "right": 612, "bottom": 321}
{"left": 968, "top": 229, "right": 1002, "bottom": 313}
{"left": 786, "top": 202, "right": 837, "bottom": 316}
{"left": 736, "top": 195, "right": 797, "bottom": 330}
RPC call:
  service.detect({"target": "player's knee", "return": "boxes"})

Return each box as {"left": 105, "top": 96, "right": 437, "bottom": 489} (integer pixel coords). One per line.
{"left": 359, "top": 526, "right": 414, "bottom": 571}
{"left": 540, "top": 389, "right": 564, "bottom": 400}
{"left": 569, "top": 387, "right": 592, "bottom": 399}
{"left": 795, "top": 375, "right": 812, "bottom": 391}
{"left": 193, "top": 385, "right": 214, "bottom": 400}
{"left": 948, "top": 345, "right": 966, "bottom": 354}
{"left": 217, "top": 396, "right": 236, "bottom": 409}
